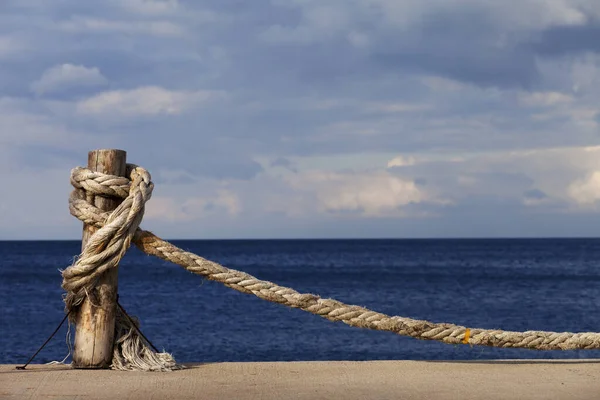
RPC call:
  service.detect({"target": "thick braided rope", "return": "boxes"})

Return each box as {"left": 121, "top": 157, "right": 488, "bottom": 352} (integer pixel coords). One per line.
{"left": 62, "top": 165, "right": 153, "bottom": 312}
{"left": 64, "top": 165, "right": 180, "bottom": 371}
{"left": 132, "top": 232, "right": 600, "bottom": 350}
{"left": 68, "top": 166, "right": 600, "bottom": 352}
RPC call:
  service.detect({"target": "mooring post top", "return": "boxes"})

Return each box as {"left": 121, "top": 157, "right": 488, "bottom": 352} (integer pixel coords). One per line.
{"left": 90, "top": 148, "right": 127, "bottom": 152}
{"left": 88, "top": 149, "right": 127, "bottom": 156}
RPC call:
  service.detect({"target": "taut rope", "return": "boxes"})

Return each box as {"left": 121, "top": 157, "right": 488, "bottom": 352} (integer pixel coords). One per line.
{"left": 63, "top": 163, "right": 600, "bottom": 371}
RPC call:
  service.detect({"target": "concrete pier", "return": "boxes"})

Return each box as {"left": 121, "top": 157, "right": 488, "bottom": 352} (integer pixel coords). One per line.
{"left": 1, "top": 360, "right": 599, "bottom": 399}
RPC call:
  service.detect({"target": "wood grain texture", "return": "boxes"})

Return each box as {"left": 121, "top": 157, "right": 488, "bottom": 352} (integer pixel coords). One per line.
{"left": 72, "top": 149, "right": 127, "bottom": 369}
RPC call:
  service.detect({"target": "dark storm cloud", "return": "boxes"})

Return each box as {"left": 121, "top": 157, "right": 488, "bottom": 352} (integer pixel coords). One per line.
{"left": 534, "top": 22, "right": 600, "bottom": 55}
{"left": 524, "top": 188, "right": 549, "bottom": 200}
{"left": 371, "top": 7, "right": 540, "bottom": 89}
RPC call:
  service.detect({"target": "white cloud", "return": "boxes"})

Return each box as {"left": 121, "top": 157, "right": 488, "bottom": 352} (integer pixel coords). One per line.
{"left": 144, "top": 197, "right": 187, "bottom": 222}
{"left": 519, "top": 91, "right": 575, "bottom": 106}
{"left": 76, "top": 86, "right": 224, "bottom": 116}
{"left": 118, "top": 0, "right": 180, "bottom": 15}
{"left": 186, "top": 190, "right": 241, "bottom": 216}
{"left": 57, "top": 16, "right": 184, "bottom": 37}
{"left": 568, "top": 171, "right": 600, "bottom": 205}
{"left": 421, "top": 76, "right": 468, "bottom": 92}
{"left": 398, "top": 146, "right": 600, "bottom": 209}
{"left": 0, "top": 97, "right": 76, "bottom": 146}
{"left": 30, "top": 64, "right": 108, "bottom": 96}
{"left": 365, "top": 102, "right": 431, "bottom": 114}
{"left": 529, "top": 104, "right": 598, "bottom": 128}
{"left": 145, "top": 190, "right": 241, "bottom": 222}
{"left": 500, "top": 0, "right": 589, "bottom": 28}
{"left": 286, "top": 170, "right": 426, "bottom": 216}
{"left": 387, "top": 155, "right": 416, "bottom": 168}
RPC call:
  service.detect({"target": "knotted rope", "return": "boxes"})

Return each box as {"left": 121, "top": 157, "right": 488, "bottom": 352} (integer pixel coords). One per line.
{"left": 64, "top": 165, "right": 179, "bottom": 371}
{"left": 64, "top": 163, "right": 600, "bottom": 372}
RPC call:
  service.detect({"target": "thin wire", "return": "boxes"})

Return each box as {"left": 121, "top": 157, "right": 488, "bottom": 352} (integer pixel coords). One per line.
{"left": 116, "top": 299, "right": 160, "bottom": 353}
{"left": 18, "top": 297, "right": 161, "bottom": 371}
{"left": 16, "top": 311, "right": 71, "bottom": 370}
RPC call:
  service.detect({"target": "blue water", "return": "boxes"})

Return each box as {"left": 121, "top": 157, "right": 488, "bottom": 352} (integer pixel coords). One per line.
{"left": 1, "top": 239, "right": 600, "bottom": 364}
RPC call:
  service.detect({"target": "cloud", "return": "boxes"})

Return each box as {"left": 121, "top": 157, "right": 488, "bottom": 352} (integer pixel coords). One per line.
{"left": 286, "top": 170, "right": 426, "bottom": 217}
{"left": 421, "top": 76, "right": 467, "bottom": 92}
{"left": 0, "top": 36, "right": 21, "bottom": 58}
{"left": 141, "top": 144, "right": 600, "bottom": 230}
{"left": 570, "top": 53, "right": 600, "bottom": 93}
{"left": 535, "top": 23, "right": 600, "bottom": 56}
{"left": 145, "top": 189, "right": 241, "bottom": 223}
{"left": 3, "top": 1, "right": 600, "bottom": 239}
{"left": 0, "top": 95, "right": 125, "bottom": 174}
{"left": 76, "top": 86, "right": 224, "bottom": 116}
{"left": 30, "top": 63, "right": 108, "bottom": 96}
{"left": 183, "top": 189, "right": 241, "bottom": 216}
{"left": 518, "top": 91, "right": 574, "bottom": 106}
{"left": 0, "top": 168, "right": 77, "bottom": 239}
{"left": 256, "top": 0, "right": 600, "bottom": 89}
{"left": 118, "top": 0, "right": 180, "bottom": 16}
{"left": 387, "top": 155, "right": 417, "bottom": 168}
{"left": 365, "top": 102, "right": 431, "bottom": 114}
{"left": 523, "top": 188, "right": 551, "bottom": 206}
{"left": 57, "top": 16, "right": 184, "bottom": 37}
{"left": 270, "top": 157, "right": 297, "bottom": 172}
{"left": 144, "top": 197, "right": 188, "bottom": 222}
{"left": 568, "top": 171, "right": 600, "bottom": 205}
{"left": 0, "top": 97, "right": 76, "bottom": 147}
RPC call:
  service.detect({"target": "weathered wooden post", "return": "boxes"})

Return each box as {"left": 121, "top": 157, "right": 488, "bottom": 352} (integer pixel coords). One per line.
{"left": 72, "top": 149, "right": 127, "bottom": 368}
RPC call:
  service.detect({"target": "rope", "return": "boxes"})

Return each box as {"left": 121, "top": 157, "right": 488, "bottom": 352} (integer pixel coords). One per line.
{"left": 63, "top": 165, "right": 180, "bottom": 371}
{"left": 64, "top": 164, "right": 600, "bottom": 372}
{"left": 132, "top": 231, "right": 600, "bottom": 350}
{"left": 63, "top": 165, "right": 151, "bottom": 312}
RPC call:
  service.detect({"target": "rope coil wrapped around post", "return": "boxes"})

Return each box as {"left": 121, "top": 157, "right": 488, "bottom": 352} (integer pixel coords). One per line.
{"left": 63, "top": 162, "right": 600, "bottom": 371}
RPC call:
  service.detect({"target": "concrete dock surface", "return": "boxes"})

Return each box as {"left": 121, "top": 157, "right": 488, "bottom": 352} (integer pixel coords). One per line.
{"left": 1, "top": 360, "right": 599, "bottom": 400}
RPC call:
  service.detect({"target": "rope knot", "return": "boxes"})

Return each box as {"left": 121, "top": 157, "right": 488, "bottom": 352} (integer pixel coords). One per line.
{"left": 62, "top": 164, "right": 153, "bottom": 313}
{"left": 63, "top": 163, "right": 180, "bottom": 371}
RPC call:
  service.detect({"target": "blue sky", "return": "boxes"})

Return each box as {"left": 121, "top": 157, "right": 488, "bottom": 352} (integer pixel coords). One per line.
{"left": 1, "top": 0, "right": 600, "bottom": 239}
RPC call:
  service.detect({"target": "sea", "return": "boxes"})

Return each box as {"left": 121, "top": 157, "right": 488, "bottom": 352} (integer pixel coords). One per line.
{"left": 1, "top": 238, "right": 600, "bottom": 364}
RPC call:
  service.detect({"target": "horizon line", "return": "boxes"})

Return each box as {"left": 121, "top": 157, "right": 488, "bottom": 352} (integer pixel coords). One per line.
{"left": 1, "top": 236, "right": 600, "bottom": 242}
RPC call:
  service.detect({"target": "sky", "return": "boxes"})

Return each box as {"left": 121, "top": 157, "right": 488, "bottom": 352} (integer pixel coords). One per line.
{"left": 1, "top": 0, "right": 600, "bottom": 239}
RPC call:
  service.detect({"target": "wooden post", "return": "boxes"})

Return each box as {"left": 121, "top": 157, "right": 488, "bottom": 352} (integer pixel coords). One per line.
{"left": 72, "top": 149, "right": 127, "bottom": 369}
